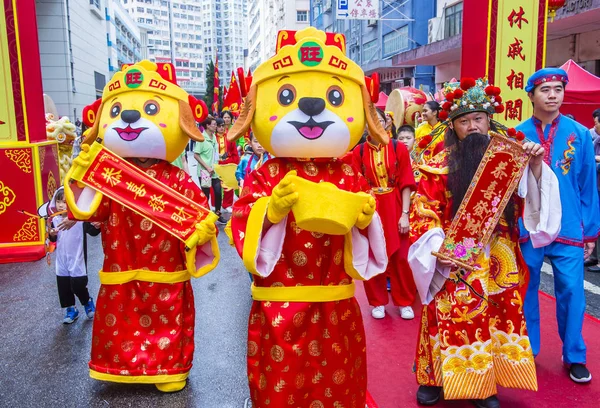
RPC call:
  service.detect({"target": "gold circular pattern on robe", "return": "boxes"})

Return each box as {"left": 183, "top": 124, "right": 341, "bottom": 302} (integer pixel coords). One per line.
{"left": 270, "top": 345, "right": 284, "bottom": 363}
{"left": 140, "top": 219, "right": 153, "bottom": 231}
{"left": 334, "top": 250, "right": 343, "bottom": 265}
{"left": 159, "top": 288, "right": 171, "bottom": 301}
{"left": 268, "top": 162, "right": 280, "bottom": 178}
{"left": 158, "top": 337, "right": 171, "bottom": 350}
{"left": 109, "top": 213, "right": 119, "bottom": 227}
{"left": 332, "top": 369, "right": 346, "bottom": 385}
{"left": 139, "top": 315, "right": 152, "bottom": 328}
{"left": 308, "top": 340, "right": 322, "bottom": 357}
{"left": 146, "top": 169, "right": 157, "bottom": 178}
{"left": 310, "top": 231, "right": 324, "bottom": 239}
{"left": 292, "top": 250, "right": 308, "bottom": 267}
{"left": 247, "top": 341, "right": 258, "bottom": 357}
{"left": 295, "top": 373, "right": 305, "bottom": 389}
{"left": 341, "top": 163, "right": 355, "bottom": 176}
{"left": 329, "top": 311, "right": 339, "bottom": 325}
{"left": 159, "top": 240, "right": 172, "bottom": 253}
{"left": 259, "top": 373, "right": 267, "bottom": 390}
{"left": 303, "top": 162, "right": 318, "bottom": 177}
{"left": 293, "top": 312, "right": 306, "bottom": 328}
{"left": 309, "top": 401, "right": 324, "bottom": 408}
{"left": 121, "top": 340, "right": 134, "bottom": 352}
{"left": 105, "top": 313, "right": 117, "bottom": 327}
{"left": 354, "top": 356, "right": 363, "bottom": 369}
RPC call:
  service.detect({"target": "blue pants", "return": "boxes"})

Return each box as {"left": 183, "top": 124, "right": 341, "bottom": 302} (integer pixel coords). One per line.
{"left": 521, "top": 240, "right": 586, "bottom": 364}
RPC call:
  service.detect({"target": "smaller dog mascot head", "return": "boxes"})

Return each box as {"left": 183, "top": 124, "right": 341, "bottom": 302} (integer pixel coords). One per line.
{"left": 82, "top": 60, "right": 207, "bottom": 162}
{"left": 228, "top": 28, "right": 388, "bottom": 157}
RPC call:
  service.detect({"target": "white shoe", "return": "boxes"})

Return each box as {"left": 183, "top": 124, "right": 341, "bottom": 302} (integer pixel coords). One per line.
{"left": 400, "top": 306, "right": 414, "bottom": 320}
{"left": 371, "top": 306, "right": 385, "bottom": 319}
{"left": 223, "top": 207, "right": 233, "bottom": 213}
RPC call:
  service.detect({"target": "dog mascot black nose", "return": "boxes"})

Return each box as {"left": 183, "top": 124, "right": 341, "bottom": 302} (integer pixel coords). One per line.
{"left": 121, "top": 110, "right": 141, "bottom": 124}
{"left": 298, "top": 97, "right": 325, "bottom": 117}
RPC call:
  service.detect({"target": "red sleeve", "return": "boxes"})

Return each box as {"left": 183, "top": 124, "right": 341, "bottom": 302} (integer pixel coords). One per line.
{"left": 225, "top": 140, "right": 240, "bottom": 164}
{"left": 231, "top": 159, "right": 281, "bottom": 257}
{"left": 394, "top": 142, "right": 417, "bottom": 192}
{"left": 409, "top": 170, "right": 450, "bottom": 243}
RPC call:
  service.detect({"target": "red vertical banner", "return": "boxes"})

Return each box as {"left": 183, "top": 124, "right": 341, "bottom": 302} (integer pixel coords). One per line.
{"left": 212, "top": 55, "right": 220, "bottom": 114}
{"left": 460, "top": 0, "right": 490, "bottom": 79}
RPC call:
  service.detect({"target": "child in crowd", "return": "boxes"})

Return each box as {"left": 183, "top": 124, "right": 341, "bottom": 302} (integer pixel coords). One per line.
{"left": 235, "top": 132, "right": 272, "bottom": 187}
{"left": 47, "top": 188, "right": 101, "bottom": 324}
{"left": 396, "top": 125, "right": 416, "bottom": 153}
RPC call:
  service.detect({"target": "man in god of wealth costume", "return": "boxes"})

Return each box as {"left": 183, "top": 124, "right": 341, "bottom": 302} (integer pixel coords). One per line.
{"left": 228, "top": 28, "right": 389, "bottom": 407}
{"left": 408, "top": 78, "right": 561, "bottom": 407}
{"left": 63, "top": 61, "right": 220, "bottom": 392}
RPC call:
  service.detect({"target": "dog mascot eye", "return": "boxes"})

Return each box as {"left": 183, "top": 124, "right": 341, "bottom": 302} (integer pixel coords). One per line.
{"left": 278, "top": 85, "right": 296, "bottom": 106}
{"left": 110, "top": 102, "right": 122, "bottom": 118}
{"left": 327, "top": 86, "right": 344, "bottom": 107}
{"left": 144, "top": 100, "right": 160, "bottom": 116}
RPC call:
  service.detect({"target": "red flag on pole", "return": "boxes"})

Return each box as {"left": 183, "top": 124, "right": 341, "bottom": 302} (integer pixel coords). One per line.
{"left": 212, "top": 55, "right": 219, "bottom": 114}
{"left": 222, "top": 71, "right": 242, "bottom": 115}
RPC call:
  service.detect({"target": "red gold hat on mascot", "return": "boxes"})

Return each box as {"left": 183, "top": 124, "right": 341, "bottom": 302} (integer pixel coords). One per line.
{"left": 227, "top": 27, "right": 387, "bottom": 159}
{"left": 82, "top": 60, "right": 207, "bottom": 162}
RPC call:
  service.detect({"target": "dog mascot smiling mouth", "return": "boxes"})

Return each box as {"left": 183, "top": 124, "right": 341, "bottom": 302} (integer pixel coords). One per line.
{"left": 288, "top": 117, "right": 334, "bottom": 140}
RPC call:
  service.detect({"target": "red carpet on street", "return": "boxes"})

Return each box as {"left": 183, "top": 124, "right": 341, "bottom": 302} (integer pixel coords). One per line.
{"left": 358, "top": 283, "right": 600, "bottom": 407}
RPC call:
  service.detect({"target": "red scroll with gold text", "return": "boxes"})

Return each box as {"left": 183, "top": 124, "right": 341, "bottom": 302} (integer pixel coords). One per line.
{"left": 67, "top": 141, "right": 215, "bottom": 248}
{"left": 433, "top": 133, "right": 530, "bottom": 270}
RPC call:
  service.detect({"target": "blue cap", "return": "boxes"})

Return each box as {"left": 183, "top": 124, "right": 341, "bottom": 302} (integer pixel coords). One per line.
{"left": 525, "top": 68, "right": 569, "bottom": 92}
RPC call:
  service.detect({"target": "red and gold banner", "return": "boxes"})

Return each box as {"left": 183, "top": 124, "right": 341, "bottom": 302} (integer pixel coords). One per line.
{"left": 462, "top": 0, "right": 547, "bottom": 128}
{"left": 433, "top": 133, "right": 530, "bottom": 270}
{"left": 68, "top": 142, "right": 214, "bottom": 247}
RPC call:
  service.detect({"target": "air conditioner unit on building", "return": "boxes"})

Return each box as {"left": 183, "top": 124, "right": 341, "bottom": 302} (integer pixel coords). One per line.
{"left": 367, "top": 19, "right": 377, "bottom": 27}
{"left": 428, "top": 17, "right": 443, "bottom": 43}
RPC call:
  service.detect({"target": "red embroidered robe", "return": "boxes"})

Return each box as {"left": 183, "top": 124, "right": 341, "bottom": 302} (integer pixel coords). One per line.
{"left": 410, "top": 150, "right": 537, "bottom": 400}
{"left": 82, "top": 161, "right": 213, "bottom": 384}
{"left": 231, "top": 158, "right": 387, "bottom": 408}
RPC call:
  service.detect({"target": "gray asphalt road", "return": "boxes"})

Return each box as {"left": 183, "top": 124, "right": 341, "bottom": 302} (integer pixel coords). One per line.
{"left": 0, "top": 225, "right": 252, "bottom": 408}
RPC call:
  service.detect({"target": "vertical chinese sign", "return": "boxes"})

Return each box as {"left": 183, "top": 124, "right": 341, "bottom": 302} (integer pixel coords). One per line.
{"left": 0, "top": 0, "right": 59, "bottom": 263}
{"left": 489, "top": 1, "right": 547, "bottom": 127}
{"left": 461, "top": 0, "right": 548, "bottom": 128}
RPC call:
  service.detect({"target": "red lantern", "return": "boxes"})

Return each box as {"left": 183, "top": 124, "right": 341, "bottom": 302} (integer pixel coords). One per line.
{"left": 548, "top": 0, "right": 566, "bottom": 22}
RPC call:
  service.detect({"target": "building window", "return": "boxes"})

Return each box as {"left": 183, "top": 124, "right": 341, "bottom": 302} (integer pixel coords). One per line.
{"left": 297, "top": 10, "right": 308, "bottom": 22}
{"left": 362, "top": 39, "right": 377, "bottom": 63}
{"left": 94, "top": 71, "right": 106, "bottom": 94}
{"left": 444, "top": 2, "right": 463, "bottom": 39}
{"left": 89, "top": 0, "right": 101, "bottom": 10}
{"left": 383, "top": 26, "right": 408, "bottom": 56}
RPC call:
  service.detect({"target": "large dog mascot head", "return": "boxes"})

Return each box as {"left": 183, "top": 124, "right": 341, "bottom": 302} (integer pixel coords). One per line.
{"left": 228, "top": 28, "right": 388, "bottom": 157}
{"left": 82, "top": 60, "right": 208, "bottom": 162}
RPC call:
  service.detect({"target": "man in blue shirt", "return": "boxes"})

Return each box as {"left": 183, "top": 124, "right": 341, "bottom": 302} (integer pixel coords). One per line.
{"left": 517, "top": 68, "right": 600, "bottom": 384}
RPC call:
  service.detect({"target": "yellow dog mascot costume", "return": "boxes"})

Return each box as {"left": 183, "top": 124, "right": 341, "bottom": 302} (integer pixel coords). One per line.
{"left": 229, "top": 28, "right": 389, "bottom": 407}
{"left": 64, "top": 60, "right": 219, "bottom": 392}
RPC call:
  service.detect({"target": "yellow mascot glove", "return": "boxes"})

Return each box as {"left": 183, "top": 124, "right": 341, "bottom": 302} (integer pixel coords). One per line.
{"left": 355, "top": 196, "right": 376, "bottom": 230}
{"left": 194, "top": 217, "right": 217, "bottom": 246}
{"left": 267, "top": 170, "right": 299, "bottom": 225}
{"left": 73, "top": 143, "right": 91, "bottom": 169}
